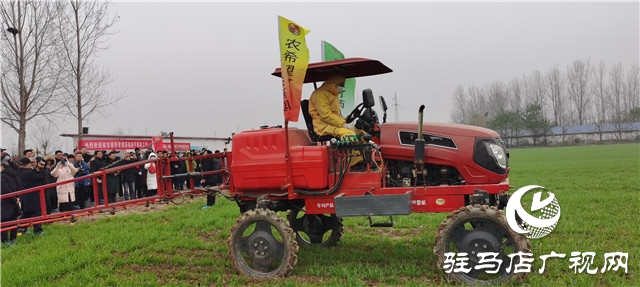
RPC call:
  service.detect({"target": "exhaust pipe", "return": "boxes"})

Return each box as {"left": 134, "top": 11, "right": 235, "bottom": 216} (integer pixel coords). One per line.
{"left": 414, "top": 105, "right": 425, "bottom": 164}
{"left": 413, "top": 105, "right": 426, "bottom": 185}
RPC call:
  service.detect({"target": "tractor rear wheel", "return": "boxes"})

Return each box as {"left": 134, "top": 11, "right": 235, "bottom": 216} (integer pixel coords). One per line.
{"left": 288, "top": 208, "right": 343, "bottom": 247}
{"left": 433, "top": 204, "right": 531, "bottom": 285}
{"left": 229, "top": 208, "right": 299, "bottom": 278}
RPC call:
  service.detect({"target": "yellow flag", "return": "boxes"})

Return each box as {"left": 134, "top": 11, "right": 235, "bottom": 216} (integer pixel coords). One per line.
{"left": 278, "top": 16, "right": 310, "bottom": 122}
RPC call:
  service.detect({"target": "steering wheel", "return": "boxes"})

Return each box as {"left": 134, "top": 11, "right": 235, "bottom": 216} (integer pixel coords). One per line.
{"left": 345, "top": 103, "right": 364, "bottom": 123}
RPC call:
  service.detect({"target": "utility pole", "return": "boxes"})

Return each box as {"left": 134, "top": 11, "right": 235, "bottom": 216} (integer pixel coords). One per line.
{"left": 393, "top": 93, "right": 400, "bottom": 122}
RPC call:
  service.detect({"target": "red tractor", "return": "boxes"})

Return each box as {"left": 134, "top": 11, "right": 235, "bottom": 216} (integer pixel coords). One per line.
{"left": 218, "top": 58, "right": 530, "bottom": 284}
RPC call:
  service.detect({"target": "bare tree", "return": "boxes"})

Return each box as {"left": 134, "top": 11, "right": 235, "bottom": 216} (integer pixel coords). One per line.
{"left": 545, "top": 66, "right": 565, "bottom": 126}
{"left": 451, "top": 58, "right": 636, "bottom": 143}
{"left": 526, "top": 70, "right": 547, "bottom": 120}
{"left": 625, "top": 64, "right": 639, "bottom": 118}
{"left": 451, "top": 85, "right": 468, "bottom": 124}
{"left": 507, "top": 77, "right": 523, "bottom": 113}
{"left": 31, "top": 116, "right": 62, "bottom": 155}
{"left": 468, "top": 86, "right": 487, "bottom": 114}
{"left": 608, "top": 63, "right": 626, "bottom": 139}
{"left": 592, "top": 61, "right": 609, "bottom": 141}
{"left": 466, "top": 85, "right": 489, "bottom": 126}
{"left": 488, "top": 81, "right": 508, "bottom": 117}
{"left": 1, "top": 1, "right": 62, "bottom": 154}
{"left": 567, "top": 59, "right": 593, "bottom": 125}
{"left": 56, "top": 0, "right": 120, "bottom": 143}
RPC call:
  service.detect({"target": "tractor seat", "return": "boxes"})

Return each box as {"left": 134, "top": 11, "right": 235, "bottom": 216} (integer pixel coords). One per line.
{"left": 301, "top": 99, "right": 334, "bottom": 143}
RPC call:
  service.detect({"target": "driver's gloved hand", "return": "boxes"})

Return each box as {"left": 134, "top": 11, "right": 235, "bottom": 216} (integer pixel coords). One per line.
{"left": 355, "top": 119, "right": 372, "bottom": 133}
{"left": 345, "top": 114, "right": 355, "bottom": 123}
{"left": 342, "top": 123, "right": 356, "bottom": 131}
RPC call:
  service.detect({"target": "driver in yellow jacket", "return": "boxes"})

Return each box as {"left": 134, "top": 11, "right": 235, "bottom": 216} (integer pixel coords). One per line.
{"left": 309, "top": 74, "right": 364, "bottom": 169}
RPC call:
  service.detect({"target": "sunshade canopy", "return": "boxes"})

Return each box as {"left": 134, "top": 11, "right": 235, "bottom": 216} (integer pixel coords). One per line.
{"left": 272, "top": 57, "right": 392, "bottom": 83}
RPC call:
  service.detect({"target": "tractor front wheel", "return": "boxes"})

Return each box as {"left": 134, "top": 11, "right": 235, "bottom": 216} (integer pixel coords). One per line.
{"left": 433, "top": 204, "right": 531, "bottom": 285}
{"left": 229, "top": 208, "right": 299, "bottom": 278}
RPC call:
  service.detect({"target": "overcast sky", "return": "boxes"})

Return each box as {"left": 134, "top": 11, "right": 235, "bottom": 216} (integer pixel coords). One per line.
{"left": 2, "top": 1, "right": 639, "bottom": 152}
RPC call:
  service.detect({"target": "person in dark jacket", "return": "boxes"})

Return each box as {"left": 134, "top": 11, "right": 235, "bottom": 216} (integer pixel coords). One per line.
{"left": 1, "top": 150, "right": 19, "bottom": 172}
{"left": 54, "top": 150, "right": 64, "bottom": 165}
{"left": 73, "top": 152, "right": 90, "bottom": 209}
{"left": 121, "top": 152, "right": 139, "bottom": 200}
{"left": 134, "top": 149, "right": 146, "bottom": 199}
{"left": 40, "top": 155, "right": 58, "bottom": 213}
{"left": 171, "top": 152, "right": 187, "bottom": 191}
{"left": 1, "top": 162, "right": 22, "bottom": 243}
{"left": 89, "top": 150, "right": 107, "bottom": 204}
{"left": 192, "top": 149, "right": 202, "bottom": 188}
{"left": 105, "top": 151, "right": 121, "bottom": 203}
{"left": 137, "top": 149, "right": 148, "bottom": 198}
{"left": 200, "top": 150, "right": 222, "bottom": 209}
{"left": 80, "top": 146, "right": 92, "bottom": 163}
{"left": 16, "top": 157, "right": 45, "bottom": 234}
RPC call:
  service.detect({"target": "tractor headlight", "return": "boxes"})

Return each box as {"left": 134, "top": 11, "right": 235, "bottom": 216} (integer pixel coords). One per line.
{"left": 486, "top": 142, "right": 507, "bottom": 169}
{"left": 473, "top": 138, "right": 509, "bottom": 174}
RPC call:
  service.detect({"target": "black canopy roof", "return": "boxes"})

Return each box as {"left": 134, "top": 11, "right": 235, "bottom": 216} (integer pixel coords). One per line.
{"left": 272, "top": 57, "right": 392, "bottom": 83}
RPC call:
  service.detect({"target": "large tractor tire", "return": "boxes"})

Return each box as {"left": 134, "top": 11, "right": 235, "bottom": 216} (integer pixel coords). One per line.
{"left": 229, "top": 208, "right": 299, "bottom": 278}
{"left": 288, "top": 208, "right": 343, "bottom": 247}
{"left": 434, "top": 205, "right": 531, "bottom": 285}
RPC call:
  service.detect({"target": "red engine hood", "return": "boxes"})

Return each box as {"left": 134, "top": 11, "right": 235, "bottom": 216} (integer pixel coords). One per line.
{"left": 380, "top": 122, "right": 500, "bottom": 139}
{"left": 378, "top": 122, "right": 507, "bottom": 184}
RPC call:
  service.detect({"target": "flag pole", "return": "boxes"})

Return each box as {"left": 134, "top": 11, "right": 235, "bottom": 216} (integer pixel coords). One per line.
{"left": 284, "top": 119, "right": 294, "bottom": 197}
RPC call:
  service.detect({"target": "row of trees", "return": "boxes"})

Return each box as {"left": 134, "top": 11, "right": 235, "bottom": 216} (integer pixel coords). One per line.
{"left": 451, "top": 59, "right": 640, "bottom": 143}
{"left": 1, "top": 1, "right": 120, "bottom": 154}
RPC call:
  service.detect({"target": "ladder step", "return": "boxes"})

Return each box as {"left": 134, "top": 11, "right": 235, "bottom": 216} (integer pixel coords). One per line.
{"left": 369, "top": 216, "right": 395, "bottom": 227}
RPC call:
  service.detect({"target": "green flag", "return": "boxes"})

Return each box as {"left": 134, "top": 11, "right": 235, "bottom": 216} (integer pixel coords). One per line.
{"left": 322, "top": 41, "right": 355, "bottom": 115}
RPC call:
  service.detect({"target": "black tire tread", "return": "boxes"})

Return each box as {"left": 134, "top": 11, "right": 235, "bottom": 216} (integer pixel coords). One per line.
{"left": 433, "top": 204, "right": 531, "bottom": 285}
{"left": 229, "top": 208, "right": 299, "bottom": 278}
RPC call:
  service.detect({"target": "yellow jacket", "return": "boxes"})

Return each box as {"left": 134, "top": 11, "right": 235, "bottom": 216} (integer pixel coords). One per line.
{"left": 309, "top": 75, "right": 346, "bottom": 136}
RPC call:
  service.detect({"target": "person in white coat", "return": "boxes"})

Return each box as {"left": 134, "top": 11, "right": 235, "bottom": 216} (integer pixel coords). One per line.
{"left": 144, "top": 153, "right": 158, "bottom": 197}
{"left": 51, "top": 155, "right": 78, "bottom": 212}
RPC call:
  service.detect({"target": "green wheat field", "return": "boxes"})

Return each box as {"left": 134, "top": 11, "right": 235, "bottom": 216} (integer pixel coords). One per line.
{"left": 1, "top": 143, "right": 638, "bottom": 286}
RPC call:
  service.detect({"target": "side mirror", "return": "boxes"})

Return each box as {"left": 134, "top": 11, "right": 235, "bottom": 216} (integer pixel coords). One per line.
{"left": 362, "top": 89, "right": 375, "bottom": 108}
{"left": 379, "top": 96, "right": 388, "bottom": 112}
{"left": 379, "top": 96, "right": 388, "bottom": 123}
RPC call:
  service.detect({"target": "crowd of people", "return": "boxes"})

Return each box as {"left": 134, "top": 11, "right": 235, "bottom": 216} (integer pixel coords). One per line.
{"left": 1, "top": 146, "right": 224, "bottom": 245}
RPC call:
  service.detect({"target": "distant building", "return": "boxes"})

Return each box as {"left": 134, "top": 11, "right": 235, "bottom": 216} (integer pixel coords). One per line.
{"left": 502, "top": 122, "right": 640, "bottom": 146}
